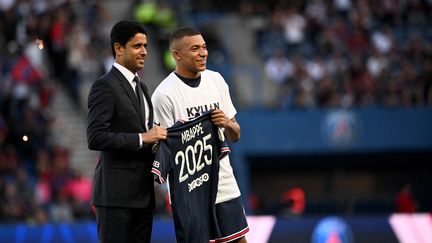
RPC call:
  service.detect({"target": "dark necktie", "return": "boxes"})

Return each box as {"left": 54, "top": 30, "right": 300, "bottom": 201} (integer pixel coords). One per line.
{"left": 134, "top": 76, "right": 153, "bottom": 129}
{"left": 133, "top": 76, "right": 144, "bottom": 108}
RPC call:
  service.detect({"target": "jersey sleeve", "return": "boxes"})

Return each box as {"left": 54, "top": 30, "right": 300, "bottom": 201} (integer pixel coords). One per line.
{"left": 217, "top": 127, "right": 230, "bottom": 160}
{"left": 152, "top": 141, "right": 171, "bottom": 184}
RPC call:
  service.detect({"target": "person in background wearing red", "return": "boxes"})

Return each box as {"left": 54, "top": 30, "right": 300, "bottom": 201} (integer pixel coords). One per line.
{"left": 395, "top": 183, "right": 417, "bottom": 213}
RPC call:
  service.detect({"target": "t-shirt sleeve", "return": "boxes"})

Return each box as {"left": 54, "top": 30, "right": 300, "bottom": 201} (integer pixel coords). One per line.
{"left": 213, "top": 71, "right": 237, "bottom": 119}
{"left": 151, "top": 91, "right": 175, "bottom": 128}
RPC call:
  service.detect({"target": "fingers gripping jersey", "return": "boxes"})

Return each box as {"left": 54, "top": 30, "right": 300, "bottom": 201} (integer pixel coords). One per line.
{"left": 152, "top": 112, "right": 230, "bottom": 243}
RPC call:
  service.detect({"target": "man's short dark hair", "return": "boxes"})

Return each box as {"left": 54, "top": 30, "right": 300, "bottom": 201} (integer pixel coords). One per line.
{"left": 169, "top": 27, "right": 201, "bottom": 49}
{"left": 110, "top": 20, "right": 147, "bottom": 58}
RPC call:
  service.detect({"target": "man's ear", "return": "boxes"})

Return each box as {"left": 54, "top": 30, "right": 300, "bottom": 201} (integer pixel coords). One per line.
{"left": 172, "top": 50, "right": 181, "bottom": 60}
{"left": 114, "top": 43, "right": 123, "bottom": 56}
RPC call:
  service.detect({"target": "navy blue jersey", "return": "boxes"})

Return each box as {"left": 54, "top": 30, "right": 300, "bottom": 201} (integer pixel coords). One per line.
{"left": 152, "top": 112, "right": 229, "bottom": 243}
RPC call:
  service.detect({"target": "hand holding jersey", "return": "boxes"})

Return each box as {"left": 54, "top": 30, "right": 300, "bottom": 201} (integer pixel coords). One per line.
{"left": 210, "top": 109, "right": 240, "bottom": 142}
{"left": 140, "top": 125, "right": 167, "bottom": 144}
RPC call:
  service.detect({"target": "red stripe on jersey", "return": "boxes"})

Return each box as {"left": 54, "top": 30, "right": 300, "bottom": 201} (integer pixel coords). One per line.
{"left": 151, "top": 168, "right": 165, "bottom": 184}
{"left": 214, "top": 227, "right": 249, "bottom": 243}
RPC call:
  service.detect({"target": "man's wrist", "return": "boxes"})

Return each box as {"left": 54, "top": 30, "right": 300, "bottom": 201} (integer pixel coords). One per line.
{"left": 225, "top": 119, "right": 231, "bottom": 128}
{"left": 138, "top": 133, "right": 143, "bottom": 148}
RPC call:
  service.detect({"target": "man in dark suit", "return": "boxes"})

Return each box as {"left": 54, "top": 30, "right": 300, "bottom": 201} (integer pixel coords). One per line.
{"left": 87, "top": 20, "right": 167, "bottom": 243}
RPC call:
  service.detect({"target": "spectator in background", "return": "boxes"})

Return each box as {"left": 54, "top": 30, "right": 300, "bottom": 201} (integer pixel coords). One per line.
{"left": 281, "top": 5, "right": 307, "bottom": 56}
{"left": 306, "top": 55, "right": 326, "bottom": 81}
{"left": 48, "top": 6, "right": 68, "bottom": 81}
{"left": 64, "top": 169, "right": 92, "bottom": 219}
{"left": 32, "top": 205, "right": 49, "bottom": 224}
{"left": 265, "top": 50, "right": 294, "bottom": 85}
{"left": 317, "top": 73, "right": 340, "bottom": 107}
{"left": 265, "top": 50, "right": 295, "bottom": 109}
{"left": 2, "top": 181, "right": 27, "bottom": 222}
{"left": 49, "top": 191, "right": 74, "bottom": 223}
{"left": 371, "top": 25, "right": 395, "bottom": 55}
{"left": 65, "top": 170, "right": 92, "bottom": 205}
{"left": 305, "top": 0, "right": 327, "bottom": 41}
{"left": 14, "top": 168, "right": 35, "bottom": 210}
{"left": 395, "top": 183, "right": 417, "bottom": 213}
{"left": 333, "top": 0, "right": 352, "bottom": 20}
{"left": 292, "top": 55, "right": 316, "bottom": 109}
{"left": 279, "top": 187, "right": 305, "bottom": 216}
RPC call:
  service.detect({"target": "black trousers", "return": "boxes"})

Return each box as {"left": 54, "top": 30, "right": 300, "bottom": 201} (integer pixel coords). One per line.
{"left": 95, "top": 206, "right": 153, "bottom": 243}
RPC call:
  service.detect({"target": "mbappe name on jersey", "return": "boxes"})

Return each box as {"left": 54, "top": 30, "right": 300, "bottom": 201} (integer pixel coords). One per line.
{"left": 181, "top": 123, "right": 204, "bottom": 144}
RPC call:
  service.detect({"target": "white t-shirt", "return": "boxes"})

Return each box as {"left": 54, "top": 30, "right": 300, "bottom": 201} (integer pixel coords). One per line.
{"left": 152, "top": 70, "right": 241, "bottom": 204}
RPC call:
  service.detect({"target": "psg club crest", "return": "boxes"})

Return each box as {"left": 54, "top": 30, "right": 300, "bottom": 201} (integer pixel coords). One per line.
{"left": 320, "top": 110, "right": 361, "bottom": 149}
{"left": 311, "top": 216, "right": 354, "bottom": 243}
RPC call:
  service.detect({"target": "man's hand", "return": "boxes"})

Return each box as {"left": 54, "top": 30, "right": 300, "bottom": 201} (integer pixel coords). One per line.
{"left": 211, "top": 109, "right": 240, "bottom": 142}
{"left": 140, "top": 125, "right": 167, "bottom": 144}
{"left": 211, "top": 109, "right": 231, "bottom": 128}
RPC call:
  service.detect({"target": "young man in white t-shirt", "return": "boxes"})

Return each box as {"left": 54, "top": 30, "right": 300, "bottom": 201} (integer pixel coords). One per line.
{"left": 152, "top": 27, "right": 249, "bottom": 243}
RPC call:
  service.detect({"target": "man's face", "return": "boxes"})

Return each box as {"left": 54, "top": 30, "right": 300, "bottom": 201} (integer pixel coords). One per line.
{"left": 175, "top": 35, "right": 208, "bottom": 77}
{"left": 115, "top": 33, "right": 148, "bottom": 73}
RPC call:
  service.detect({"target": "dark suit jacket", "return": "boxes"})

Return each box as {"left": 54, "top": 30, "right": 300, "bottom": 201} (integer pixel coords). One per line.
{"left": 87, "top": 67, "right": 155, "bottom": 209}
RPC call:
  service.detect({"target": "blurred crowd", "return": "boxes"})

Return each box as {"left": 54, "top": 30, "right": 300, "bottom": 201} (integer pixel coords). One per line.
{"left": 0, "top": 0, "right": 110, "bottom": 223}
{"left": 250, "top": 0, "right": 432, "bottom": 109}
{"left": 1, "top": 0, "right": 431, "bottom": 224}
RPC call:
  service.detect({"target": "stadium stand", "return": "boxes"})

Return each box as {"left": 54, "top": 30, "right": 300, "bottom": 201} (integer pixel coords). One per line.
{"left": 1, "top": 0, "right": 431, "bottom": 229}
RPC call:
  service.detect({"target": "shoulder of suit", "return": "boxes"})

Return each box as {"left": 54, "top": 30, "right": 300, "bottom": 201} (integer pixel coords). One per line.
{"left": 91, "top": 69, "right": 123, "bottom": 91}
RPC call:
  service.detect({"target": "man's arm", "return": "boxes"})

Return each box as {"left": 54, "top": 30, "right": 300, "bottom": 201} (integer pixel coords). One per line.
{"left": 87, "top": 78, "right": 139, "bottom": 151}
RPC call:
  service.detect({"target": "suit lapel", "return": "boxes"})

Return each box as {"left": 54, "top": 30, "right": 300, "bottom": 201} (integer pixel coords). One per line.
{"left": 111, "top": 68, "right": 147, "bottom": 129}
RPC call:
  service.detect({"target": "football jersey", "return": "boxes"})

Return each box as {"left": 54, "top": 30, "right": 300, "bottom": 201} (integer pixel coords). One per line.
{"left": 151, "top": 70, "right": 241, "bottom": 204}
{"left": 152, "top": 111, "right": 230, "bottom": 243}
